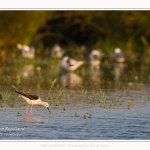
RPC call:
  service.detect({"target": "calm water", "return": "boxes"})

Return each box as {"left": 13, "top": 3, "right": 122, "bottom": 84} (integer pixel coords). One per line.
{"left": 0, "top": 87, "right": 150, "bottom": 140}
{"left": 1, "top": 57, "right": 150, "bottom": 140}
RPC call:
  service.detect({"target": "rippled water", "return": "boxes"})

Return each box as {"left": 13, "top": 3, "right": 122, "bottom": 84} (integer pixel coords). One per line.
{"left": 0, "top": 87, "right": 150, "bottom": 140}
{"left": 1, "top": 56, "right": 150, "bottom": 140}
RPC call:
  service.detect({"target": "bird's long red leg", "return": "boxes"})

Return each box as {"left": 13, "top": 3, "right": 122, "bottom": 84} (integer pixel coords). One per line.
{"left": 30, "top": 105, "right": 33, "bottom": 118}
{"left": 26, "top": 105, "right": 29, "bottom": 117}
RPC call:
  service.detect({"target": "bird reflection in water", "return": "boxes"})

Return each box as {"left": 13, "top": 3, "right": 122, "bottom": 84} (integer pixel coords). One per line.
{"left": 89, "top": 49, "right": 104, "bottom": 70}
{"left": 19, "top": 64, "right": 34, "bottom": 78}
{"left": 114, "top": 62, "right": 125, "bottom": 81}
{"left": 23, "top": 117, "right": 49, "bottom": 123}
{"left": 60, "top": 72, "right": 83, "bottom": 89}
{"left": 89, "top": 65, "right": 102, "bottom": 85}
{"left": 88, "top": 49, "right": 104, "bottom": 85}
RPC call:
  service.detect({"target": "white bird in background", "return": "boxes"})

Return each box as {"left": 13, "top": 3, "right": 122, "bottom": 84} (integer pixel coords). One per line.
{"left": 15, "top": 91, "right": 51, "bottom": 117}
{"left": 114, "top": 48, "right": 125, "bottom": 63}
{"left": 60, "top": 56, "right": 84, "bottom": 71}
{"left": 89, "top": 49, "right": 103, "bottom": 69}
{"left": 17, "top": 43, "right": 35, "bottom": 59}
{"left": 51, "top": 44, "right": 65, "bottom": 59}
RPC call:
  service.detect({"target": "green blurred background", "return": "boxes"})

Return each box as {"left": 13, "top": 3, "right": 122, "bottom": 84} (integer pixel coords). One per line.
{"left": 0, "top": 10, "right": 150, "bottom": 91}
{"left": 0, "top": 10, "right": 150, "bottom": 64}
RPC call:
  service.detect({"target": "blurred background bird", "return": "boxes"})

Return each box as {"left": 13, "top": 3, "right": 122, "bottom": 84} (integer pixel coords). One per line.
{"left": 113, "top": 48, "right": 125, "bottom": 63}
{"left": 17, "top": 43, "right": 35, "bottom": 59}
{"left": 60, "top": 56, "right": 84, "bottom": 71}
{"left": 51, "top": 44, "right": 65, "bottom": 59}
{"left": 89, "top": 49, "right": 104, "bottom": 70}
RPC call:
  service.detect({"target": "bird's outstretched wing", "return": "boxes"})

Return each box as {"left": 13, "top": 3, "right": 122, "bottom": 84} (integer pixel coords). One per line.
{"left": 15, "top": 91, "right": 39, "bottom": 100}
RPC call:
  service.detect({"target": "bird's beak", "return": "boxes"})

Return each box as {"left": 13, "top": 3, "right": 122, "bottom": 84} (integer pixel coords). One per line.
{"left": 47, "top": 107, "right": 51, "bottom": 114}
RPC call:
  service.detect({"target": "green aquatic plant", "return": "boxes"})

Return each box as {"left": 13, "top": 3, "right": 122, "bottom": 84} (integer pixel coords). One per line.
{"left": 103, "top": 102, "right": 107, "bottom": 108}
{"left": 55, "top": 101, "right": 59, "bottom": 106}
{"left": 63, "top": 106, "right": 66, "bottom": 111}
{"left": 82, "top": 88, "right": 88, "bottom": 95}
{"left": 118, "top": 96, "right": 123, "bottom": 105}
{"left": 17, "top": 112, "right": 22, "bottom": 116}
{"left": 56, "top": 86, "right": 64, "bottom": 97}
{"left": 47, "top": 78, "right": 57, "bottom": 99}
{"left": 92, "top": 89, "right": 97, "bottom": 105}
{"left": 27, "top": 87, "right": 32, "bottom": 93}
{"left": 81, "top": 88, "right": 85, "bottom": 95}
{"left": 147, "top": 97, "right": 150, "bottom": 101}
{"left": 128, "top": 99, "right": 132, "bottom": 109}
{"left": 0, "top": 103, "right": 2, "bottom": 108}
{"left": 122, "top": 86, "right": 126, "bottom": 92}
{"left": 75, "top": 113, "right": 80, "bottom": 117}
{"left": 88, "top": 114, "right": 92, "bottom": 118}
{"left": 1, "top": 91, "right": 12, "bottom": 101}
{"left": 10, "top": 102, "right": 14, "bottom": 107}
{"left": 0, "top": 94, "right": 2, "bottom": 101}
{"left": 67, "top": 95, "right": 70, "bottom": 105}
{"left": 84, "top": 114, "right": 87, "bottom": 119}
{"left": 15, "top": 75, "right": 21, "bottom": 85}
{"left": 109, "top": 100, "right": 113, "bottom": 107}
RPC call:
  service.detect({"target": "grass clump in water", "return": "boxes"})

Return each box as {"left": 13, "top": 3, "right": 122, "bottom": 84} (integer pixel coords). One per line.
{"left": 1, "top": 91, "right": 11, "bottom": 101}
{"left": 47, "top": 78, "right": 57, "bottom": 100}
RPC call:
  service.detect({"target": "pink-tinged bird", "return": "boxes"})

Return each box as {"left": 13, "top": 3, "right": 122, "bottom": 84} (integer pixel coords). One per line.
{"left": 15, "top": 91, "right": 51, "bottom": 117}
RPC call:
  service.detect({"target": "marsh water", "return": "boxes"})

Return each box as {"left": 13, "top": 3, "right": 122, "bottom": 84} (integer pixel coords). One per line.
{"left": 0, "top": 57, "right": 150, "bottom": 140}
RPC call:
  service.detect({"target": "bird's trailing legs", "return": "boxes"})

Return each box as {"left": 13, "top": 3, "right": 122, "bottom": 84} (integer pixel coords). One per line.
{"left": 26, "top": 105, "right": 33, "bottom": 118}
{"left": 26, "top": 105, "right": 29, "bottom": 117}
{"left": 30, "top": 105, "right": 33, "bottom": 117}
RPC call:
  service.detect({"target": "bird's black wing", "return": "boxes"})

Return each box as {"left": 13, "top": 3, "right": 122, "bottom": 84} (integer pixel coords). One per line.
{"left": 15, "top": 91, "right": 39, "bottom": 100}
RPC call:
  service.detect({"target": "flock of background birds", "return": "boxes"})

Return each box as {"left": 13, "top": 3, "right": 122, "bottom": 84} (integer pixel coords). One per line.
{"left": 17, "top": 43, "right": 126, "bottom": 72}
{"left": 15, "top": 43, "right": 126, "bottom": 117}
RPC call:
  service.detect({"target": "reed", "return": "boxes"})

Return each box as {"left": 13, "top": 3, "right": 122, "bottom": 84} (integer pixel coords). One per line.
{"left": 47, "top": 78, "right": 57, "bottom": 99}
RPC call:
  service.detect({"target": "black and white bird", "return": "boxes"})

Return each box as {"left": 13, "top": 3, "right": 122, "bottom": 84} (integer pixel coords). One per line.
{"left": 15, "top": 91, "right": 51, "bottom": 117}
{"left": 114, "top": 48, "right": 125, "bottom": 63}
{"left": 60, "top": 56, "right": 84, "bottom": 71}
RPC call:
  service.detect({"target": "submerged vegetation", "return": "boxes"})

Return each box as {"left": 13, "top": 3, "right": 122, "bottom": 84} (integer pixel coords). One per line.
{"left": 0, "top": 82, "right": 150, "bottom": 119}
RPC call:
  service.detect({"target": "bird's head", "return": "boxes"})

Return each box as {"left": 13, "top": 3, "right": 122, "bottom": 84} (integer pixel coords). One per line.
{"left": 43, "top": 102, "right": 49, "bottom": 107}
{"left": 114, "top": 48, "right": 121, "bottom": 54}
{"left": 43, "top": 102, "right": 51, "bottom": 114}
